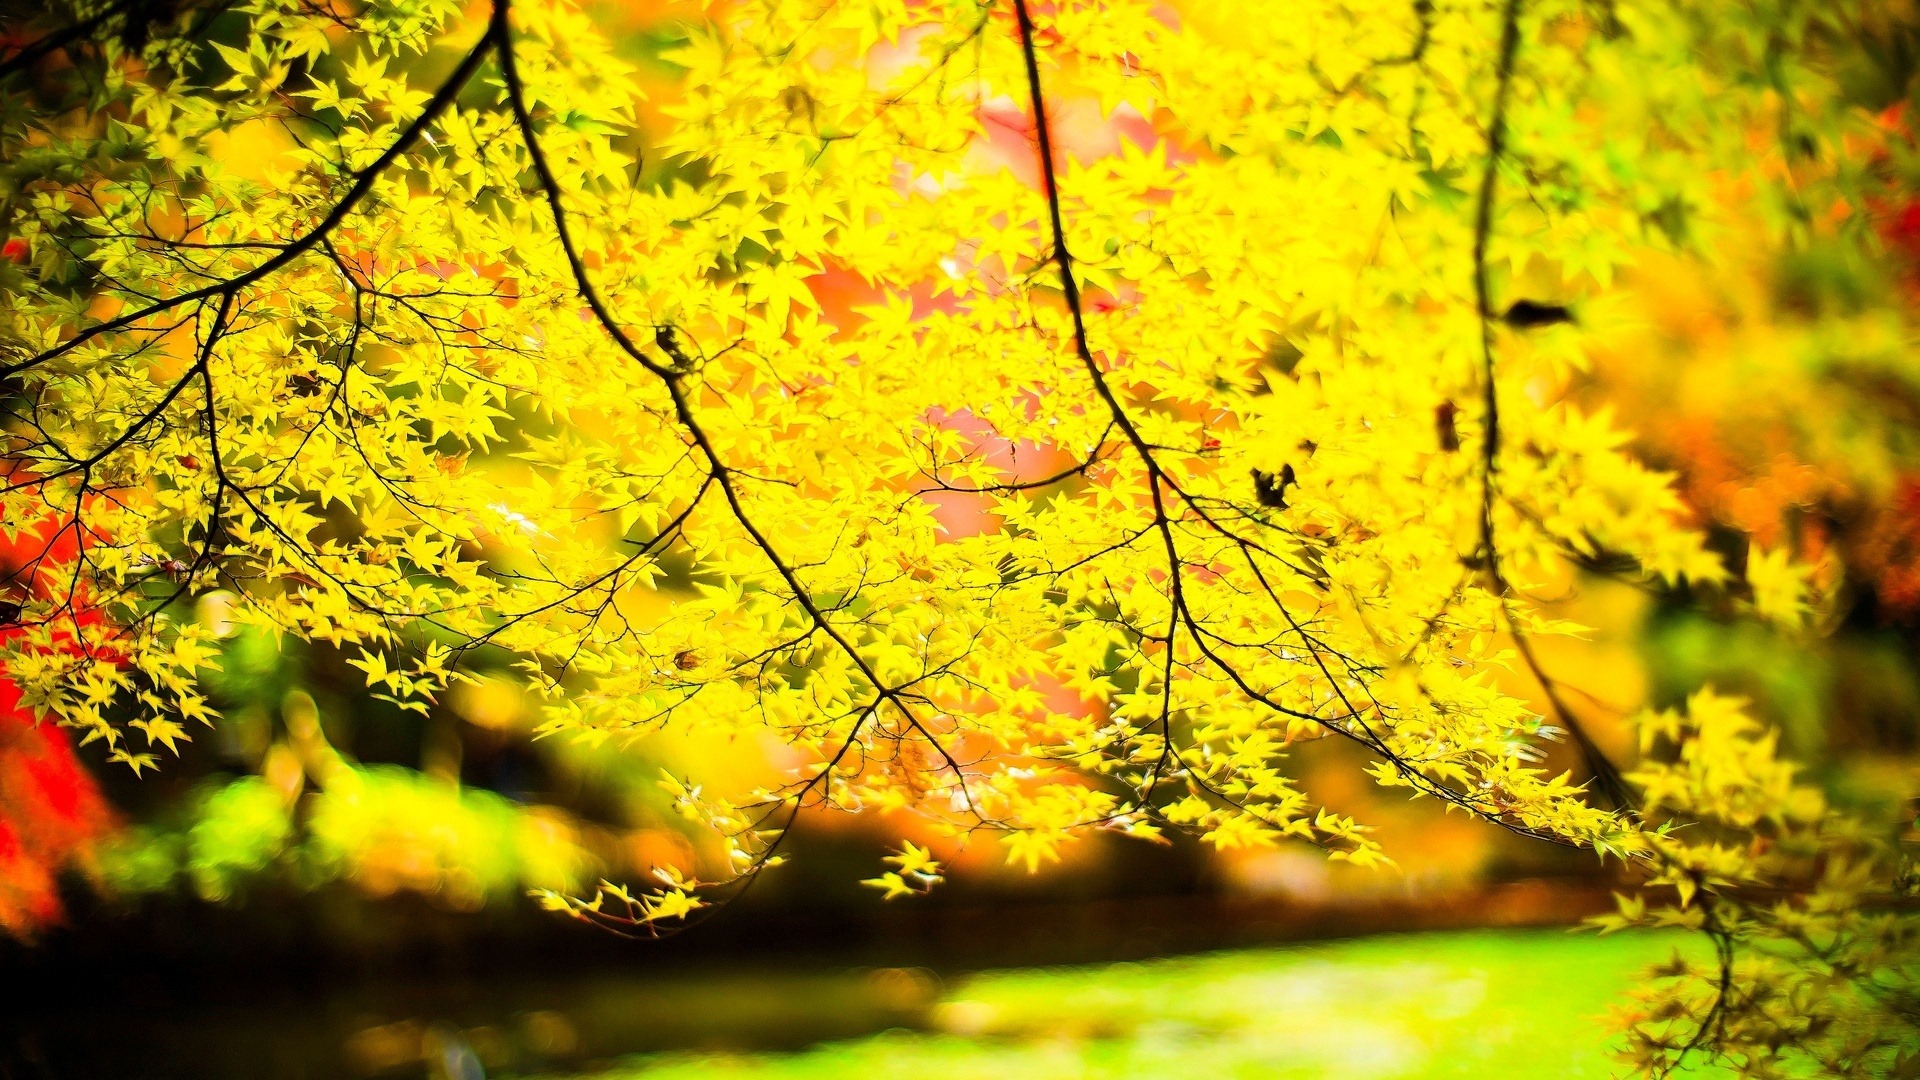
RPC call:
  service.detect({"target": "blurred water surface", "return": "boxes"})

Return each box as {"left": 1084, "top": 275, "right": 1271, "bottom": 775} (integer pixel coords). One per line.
{"left": 4, "top": 927, "right": 1689, "bottom": 1079}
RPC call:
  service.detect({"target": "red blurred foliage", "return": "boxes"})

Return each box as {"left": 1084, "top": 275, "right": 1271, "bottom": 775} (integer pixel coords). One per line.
{"left": 1868, "top": 104, "right": 1920, "bottom": 291}
{"left": 0, "top": 468, "right": 117, "bottom": 936}
{"left": 1883, "top": 201, "right": 1920, "bottom": 258}
{"left": 1859, "top": 475, "right": 1920, "bottom": 618}
{"left": 1613, "top": 103, "right": 1920, "bottom": 622}
{"left": 0, "top": 672, "right": 113, "bottom": 934}
{"left": 1855, "top": 106, "right": 1920, "bottom": 618}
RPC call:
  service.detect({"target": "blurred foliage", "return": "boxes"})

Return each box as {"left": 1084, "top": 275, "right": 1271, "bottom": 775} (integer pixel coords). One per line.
{"left": 84, "top": 618, "right": 725, "bottom": 913}
{"left": 0, "top": 0, "right": 1917, "bottom": 1075}
{"left": 0, "top": 672, "right": 111, "bottom": 935}
{"left": 99, "top": 766, "right": 593, "bottom": 907}
{"left": 0, "top": 520, "right": 113, "bottom": 935}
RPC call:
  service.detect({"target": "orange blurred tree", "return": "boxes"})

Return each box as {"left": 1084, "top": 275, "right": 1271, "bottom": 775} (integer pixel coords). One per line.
{"left": 2, "top": 0, "right": 1917, "bottom": 1074}
{"left": 1586, "top": 88, "right": 1920, "bottom": 766}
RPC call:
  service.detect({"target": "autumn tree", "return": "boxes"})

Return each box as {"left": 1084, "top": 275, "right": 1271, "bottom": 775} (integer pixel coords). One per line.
{"left": 2, "top": 0, "right": 1917, "bottom": 1074}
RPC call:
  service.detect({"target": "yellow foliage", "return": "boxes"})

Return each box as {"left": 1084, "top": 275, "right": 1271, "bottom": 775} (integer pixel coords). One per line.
{"left": 2, "top": 0, "right": 1916, "bottom": 1070}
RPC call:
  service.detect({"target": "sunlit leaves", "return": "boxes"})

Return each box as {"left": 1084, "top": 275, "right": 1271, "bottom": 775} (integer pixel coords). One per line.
{"left": 862, "top": 840, "right": 945, "bottom": 899}
{"left": 3, "top": 0, "right": 1916, "bottom": 1067}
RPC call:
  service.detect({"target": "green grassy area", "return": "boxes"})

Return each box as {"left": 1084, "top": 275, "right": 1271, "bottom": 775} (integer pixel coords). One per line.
{"left": 547, "top": 929, "right": 1702, "bottom": 1080}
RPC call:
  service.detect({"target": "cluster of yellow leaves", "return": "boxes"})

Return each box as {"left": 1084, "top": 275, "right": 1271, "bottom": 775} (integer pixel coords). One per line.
{"left": 861, "top": 840, "right": 945, "bottom": 899}
{"left": 536, "top": 867, "right": 705, "bottom": 932}
{"left": 1594, "top": 690, "right": 1918, "bottom": 1077}
{"left": 0, "top": 0, "right": 1779, "bottom": 885}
